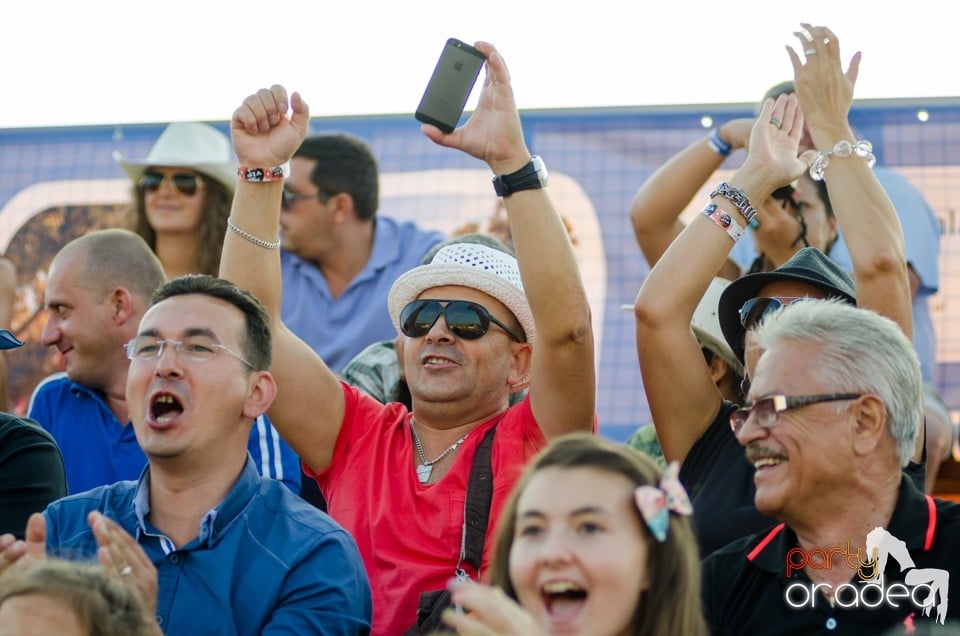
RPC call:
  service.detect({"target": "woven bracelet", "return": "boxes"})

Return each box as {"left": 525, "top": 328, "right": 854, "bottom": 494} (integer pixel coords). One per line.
{"left": 709, "top": 182, "right": 757, "bottom": 226}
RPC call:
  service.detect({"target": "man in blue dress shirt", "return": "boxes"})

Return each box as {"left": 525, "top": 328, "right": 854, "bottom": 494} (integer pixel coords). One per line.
{"left": 1, "top": 274, "right": 372, "bottom": 635}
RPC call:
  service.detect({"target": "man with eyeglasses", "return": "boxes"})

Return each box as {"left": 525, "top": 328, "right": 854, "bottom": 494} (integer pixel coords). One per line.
{"left": 1, "top": 274, "right": 372, "bottom": 634}
{"left": 220, "top": 42, "right": 595, "bottom": 635}
{"left": 28, "top": 229, "right": 301, "bottom": 495}
{"left": 703, "top": 299, "right": 960, "bottom": 633}
{"left": 279, "top": 132, "right": 444, "bottom": 373}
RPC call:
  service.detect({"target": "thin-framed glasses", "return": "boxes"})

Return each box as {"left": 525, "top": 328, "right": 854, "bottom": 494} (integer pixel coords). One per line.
{"left": 729, "top": 393, "right": 862, "bottom": 435}
{"left": 124, "top": 335, "right": 254, "bottom": 369}
{"left": 399, "top": 299, "right": 524, "bottom": 342}
{"left": 138, "top": 172, "right": 204, "bottom": 197}
{"left": 281, "top": 188, "right": 330, "bottom": 211}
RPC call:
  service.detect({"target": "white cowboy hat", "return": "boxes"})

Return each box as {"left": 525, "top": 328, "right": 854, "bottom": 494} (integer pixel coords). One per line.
{"left": 113, "top": 122, "right": 237, "bottom": 193}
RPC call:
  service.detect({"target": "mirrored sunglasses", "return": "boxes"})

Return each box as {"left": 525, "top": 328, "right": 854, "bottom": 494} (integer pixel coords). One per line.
{"left": 138, "top": 172, "right": 204, "bottom": 197}
{"left": 738, "top": 296, "right": 807, "bottom": 330}
{"left": 399, "top": 299, "right": 523, "bottom": 342}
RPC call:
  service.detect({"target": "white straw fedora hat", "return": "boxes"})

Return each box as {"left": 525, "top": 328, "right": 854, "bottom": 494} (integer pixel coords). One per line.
{"left": 113, "top": 122, "right": 237, "bottom": 193}
{"left": 388, "top": 243, "right": 535, "bottom": 391}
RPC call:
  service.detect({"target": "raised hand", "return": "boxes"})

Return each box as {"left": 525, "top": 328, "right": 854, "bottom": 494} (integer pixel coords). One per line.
{"left": 738, "top": 94, "right": 812, "bottom": 201}
{"left": 787, "top": 23, "right": 861, "bottom": 133}
{"left": 443, "top": 581, "right": 543, "bottom": 635}
{"left": 419, "top": 42, "right": 530, "bottom": 175}
{"left": 231, "top": 85, "right": 311, "bottom": 168}
{"left": 89, "top": 511, "right": 158, "bottom": 616}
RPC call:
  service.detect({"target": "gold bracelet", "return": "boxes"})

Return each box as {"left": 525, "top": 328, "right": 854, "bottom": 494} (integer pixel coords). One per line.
{"left": 227, "top": 218, "right": 280, "bottom": 250}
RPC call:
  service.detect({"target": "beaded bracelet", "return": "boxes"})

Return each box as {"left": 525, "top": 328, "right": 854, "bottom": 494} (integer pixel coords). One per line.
{"left": 701, "top": 203, "right": 744, "bottom": 243}
{"left": 808, "top": 140, "right": 876, "bottom": 181}
{"left": 707, "top": 128, "right": 732, "bottom": 156}
{"left": 227, "top": 218, "right": 281, "bottom": 250}
{"left": 709, "top": 182, "right": 757, "bottom": 226}
{"left": 237, "top": 162, "right": 291, "bottom": 183}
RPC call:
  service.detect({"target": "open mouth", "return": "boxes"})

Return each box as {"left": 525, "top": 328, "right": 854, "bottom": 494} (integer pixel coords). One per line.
{"left": 150, "top": 393, "right": 183, "bottom": 424}
{"left": 541, "top": 581, "right": 587, "bottom": 619}
{"left": 753, "top": 457, "right": 786, "bottom": 470}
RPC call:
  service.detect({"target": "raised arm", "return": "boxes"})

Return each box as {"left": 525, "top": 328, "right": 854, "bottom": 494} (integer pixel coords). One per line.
{"left": 789, "top": 24, "right": 911, "bottom": 336}
{"left": 629, "top": 118, "right": 752, "bottom": 282}
{"left": 634, "top": 95, "right": 808, "bottom": 463}
{"left": 421, "top": 42, "right": 594, "bottom": 437}
{"left": 789, "top": 23, "right": 914, "bottom": 458}
{"left": 221, "top": 87, "right": 345, "bottom": 473}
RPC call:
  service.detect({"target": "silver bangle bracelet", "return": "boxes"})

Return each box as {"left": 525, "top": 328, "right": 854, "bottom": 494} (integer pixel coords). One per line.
{"left": 227, "top": 218, "right": 281, "bottom": 250}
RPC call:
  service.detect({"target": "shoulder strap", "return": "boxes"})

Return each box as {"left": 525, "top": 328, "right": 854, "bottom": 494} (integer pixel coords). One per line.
{"left": 460, "top": 423, "right": 498, "bottom": 573}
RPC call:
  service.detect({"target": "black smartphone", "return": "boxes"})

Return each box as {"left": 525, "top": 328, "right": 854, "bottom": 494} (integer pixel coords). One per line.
{"left": 415, "top": 38, "right": 486, "bottom": 134}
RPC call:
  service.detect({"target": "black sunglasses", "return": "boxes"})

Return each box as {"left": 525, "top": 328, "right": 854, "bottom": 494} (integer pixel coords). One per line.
{"left": 399, "top": 299, "right": 523, "bottom": 342}
{"left": 138, "top": 172, "right": 204, "bottom": 196}
{"left": 738, "top": 296, "right": 807, "bottom": 330}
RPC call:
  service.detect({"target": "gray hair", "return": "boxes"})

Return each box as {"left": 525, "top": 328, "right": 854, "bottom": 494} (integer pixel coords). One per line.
{"left": 752, "top": 299, "right": 922, "bottom": 466}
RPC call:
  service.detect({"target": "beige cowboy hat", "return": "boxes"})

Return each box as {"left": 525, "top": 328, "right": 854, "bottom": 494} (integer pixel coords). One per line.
{"left": 113, "top": 122, "right": 237, "bottom": 193}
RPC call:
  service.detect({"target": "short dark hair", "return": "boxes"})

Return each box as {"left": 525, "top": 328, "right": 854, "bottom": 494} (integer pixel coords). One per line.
{"left": 295, "top": 134, "right": 379, "bottom": 221}
{"left": 149, "top": 275, "right": 271, "bottom": 370}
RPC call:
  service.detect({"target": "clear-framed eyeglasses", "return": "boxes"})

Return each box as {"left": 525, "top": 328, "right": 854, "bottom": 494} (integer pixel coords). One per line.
{"left": 124, "top": 335, "right": 254, "bottom": 370}
{"left": 729, "top": 393, "right": 862, "bottom": 436}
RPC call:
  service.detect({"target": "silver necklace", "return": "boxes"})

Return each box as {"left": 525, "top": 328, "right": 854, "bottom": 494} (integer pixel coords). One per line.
{"left": 409, "top": 419, "right": 468, "bottom": 484}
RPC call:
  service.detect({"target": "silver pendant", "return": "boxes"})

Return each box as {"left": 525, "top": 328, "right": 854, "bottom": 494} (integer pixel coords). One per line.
{"left": 416, "top": 463, "right": 433, "bottom": 484}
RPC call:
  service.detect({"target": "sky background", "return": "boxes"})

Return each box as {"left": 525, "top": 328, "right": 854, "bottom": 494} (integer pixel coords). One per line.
{"left": 5, "top": 1, "right": 957, "bottom": 129}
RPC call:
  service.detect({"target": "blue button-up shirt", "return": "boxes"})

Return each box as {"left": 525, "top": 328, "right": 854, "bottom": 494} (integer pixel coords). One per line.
{"left": 280, "top": 216, "right": 444, "bottom": 372}
{"left": 45, "top": 457, "right": 372, "bottom": 635}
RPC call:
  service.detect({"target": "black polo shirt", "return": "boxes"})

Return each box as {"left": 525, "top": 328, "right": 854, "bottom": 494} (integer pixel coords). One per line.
{"left": 702, "top": 475, "right": 960, "bottom": 634}
{"left": 680, "top": 400, "right": 779, "bottom": 557}
{"left": 682, "top": 400, "right": 928, "bottom": 559}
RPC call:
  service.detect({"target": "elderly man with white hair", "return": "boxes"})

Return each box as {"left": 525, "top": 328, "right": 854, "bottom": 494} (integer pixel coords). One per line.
{"left": 703, "top": 300, "right": 960, "bottom": 634}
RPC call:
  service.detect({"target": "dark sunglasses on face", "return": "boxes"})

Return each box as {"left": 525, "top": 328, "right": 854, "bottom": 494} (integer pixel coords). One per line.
{"left": 399, "top": 299, "right": 523, "bottom": 343}
{"left": 138, "top": 172, "right": 204, "bottom": 197}
{"left": 771, "top": 184, "right": 799, "bottom": 211}
{"left": 729, "top": 393, "right": 862, "bottom": 435}
{"left": 738, "top": 296, "right": 807, "bottom": 330}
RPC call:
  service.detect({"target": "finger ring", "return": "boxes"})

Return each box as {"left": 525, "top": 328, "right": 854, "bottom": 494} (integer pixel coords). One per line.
{"left": 805, "top": 49, "right": 817, "bottom": 55}
{"left": 120, "top": 565, "right": 133, "bottom": 577}
{"left": 770, "top": 116, "right": 782, "bottom": 127}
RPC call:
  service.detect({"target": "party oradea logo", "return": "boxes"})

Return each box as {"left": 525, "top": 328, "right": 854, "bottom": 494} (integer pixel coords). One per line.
{"left": 783, "top": 527, "right": 949, "bottom": 626}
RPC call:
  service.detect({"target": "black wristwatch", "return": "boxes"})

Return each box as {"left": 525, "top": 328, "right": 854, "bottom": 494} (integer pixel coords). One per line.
{"left": 492, "top": 155, "right": 548, "bottom": 197}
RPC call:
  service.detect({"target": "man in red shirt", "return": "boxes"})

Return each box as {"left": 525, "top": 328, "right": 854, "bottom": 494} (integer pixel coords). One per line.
{"left": 221, "top": 41, "right": 596, "bottom": 635}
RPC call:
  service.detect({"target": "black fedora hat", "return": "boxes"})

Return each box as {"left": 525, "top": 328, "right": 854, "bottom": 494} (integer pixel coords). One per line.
{"left": 718, "top": 247, "right": 856, "bottom": 362}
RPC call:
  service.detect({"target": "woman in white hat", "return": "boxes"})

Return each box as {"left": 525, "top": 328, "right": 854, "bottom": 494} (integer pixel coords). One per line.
{"left": 116, "top": 122, "right": 236, "bottom": 279}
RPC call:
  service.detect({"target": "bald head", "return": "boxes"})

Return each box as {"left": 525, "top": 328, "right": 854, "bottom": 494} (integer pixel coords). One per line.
{"left": 52, "top": 229, "right": 165, "bottom": 300}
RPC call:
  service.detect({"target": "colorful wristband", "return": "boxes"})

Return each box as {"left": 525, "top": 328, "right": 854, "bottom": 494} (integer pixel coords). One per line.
{"left": 709, "top": 182, "right": 757, "bottom": 226}
{"left": 237, "top": 162, "right": 290, "bottom": 182}
{"left": 701, "top": 203, "right": 744, "bottom": 243}
{"left": 707, "top": 128, "right": 732, "bottom": 156}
